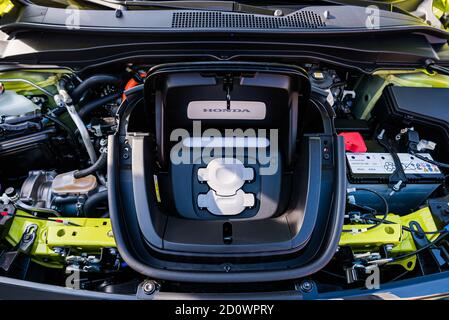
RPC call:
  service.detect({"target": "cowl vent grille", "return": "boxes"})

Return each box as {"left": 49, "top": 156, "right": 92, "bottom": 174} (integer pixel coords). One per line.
{"left": 172, "top": 11, "right": 326, "bottom": 29}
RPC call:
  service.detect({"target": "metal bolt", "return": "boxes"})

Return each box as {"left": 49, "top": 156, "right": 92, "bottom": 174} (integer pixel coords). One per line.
{"left": 142, "top": 280, "right": 157, "bottom": 295}
{"left": 115, "top": 8, "right": 123, "bottom": 18}
{"left": 393, "top": 180, "right": 403, "bottom": 191}
{"left": 297, "top": 280, "right": 314, "bottom": 293}
{"left": 122, "top": 147, "right": 130, "bottom": 159}
{"left": 23, "top": 233, "right": 32, "bottom": 241}
{"left": 5, "top": 187, "right": 18, "bottom": 201}
{"left": 53, "top": 247, "right": 66, "bottom": 256}
{"left": 385, "top": 244, "right": 394, "bottom": 252}
{"left": 273, "top": 9, "right": 283, "bottom": 17}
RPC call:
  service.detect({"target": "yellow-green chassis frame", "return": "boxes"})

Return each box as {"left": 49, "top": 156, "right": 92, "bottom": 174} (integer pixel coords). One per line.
{"left": 5, "top": 207, "right": 440, "bottom": 271}
{"left": 340, "top": 207, "right": 440, "bottom": 271}
{"left": 5, "top": 211, "right": 115, "bottom": 269}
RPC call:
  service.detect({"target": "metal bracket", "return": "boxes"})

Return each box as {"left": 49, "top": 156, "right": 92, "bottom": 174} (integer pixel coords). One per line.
{"left": 428, "top": 199, "right": 449, "bottom": 228}
{"left": 0, "top": 223, "right": 37, "bottom": 272}
{"left": 410, "top": 221, "right": 449, "bottom": 274}
{"left": 223, "top": 74, "right": 234, "bottom": 110}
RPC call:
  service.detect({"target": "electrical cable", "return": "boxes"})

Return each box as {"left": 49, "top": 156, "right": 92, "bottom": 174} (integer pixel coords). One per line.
{"left": 348, "top": 203, "right": 377, "bottom": 214}
{"left": 390, "top": 232, "right": 449, "bottom": 262}
{"left": 409, "top": 150, "right": 449, "bottom": 170}
{"left": 403, "top": 225, "right": 446, "bottom": 235}
{"left": 0, "top": 208, "right": 80, "bottom": 226}
{"left": 400, "top": 127, "right": 449, "bottom": 169}
{"left": 390, "top": 270, "right": 410, "bottom": 282}
{"left": 362, "top": 216, "right": 448, "bottom": 235}
{"left": 319, "top": 269, "right": 347, "bottom": 280}
{"left": 343, "top": 187, "right": 389, "bottom": 233}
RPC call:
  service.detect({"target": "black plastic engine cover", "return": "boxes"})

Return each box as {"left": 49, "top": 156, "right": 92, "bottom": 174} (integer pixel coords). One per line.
{"left": 148, "top": 63, "right": 310, "bottom": 169}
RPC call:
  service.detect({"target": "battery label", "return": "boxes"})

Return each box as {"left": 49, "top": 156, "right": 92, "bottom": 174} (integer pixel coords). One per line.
{"left": 346, "top": 153, "right": 441, "bottom": 175}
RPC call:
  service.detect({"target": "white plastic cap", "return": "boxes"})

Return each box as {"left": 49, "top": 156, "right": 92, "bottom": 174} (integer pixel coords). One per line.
{"left": 197, "top": 189, "right": 255, "bottom": 216}
{"left": 198, "top": 158, "right": 254, "bottom": 196}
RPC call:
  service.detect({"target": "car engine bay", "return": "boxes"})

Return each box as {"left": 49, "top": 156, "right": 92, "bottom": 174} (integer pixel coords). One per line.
{"left": 1, "top": 59, "right": 449, "bottom": 296}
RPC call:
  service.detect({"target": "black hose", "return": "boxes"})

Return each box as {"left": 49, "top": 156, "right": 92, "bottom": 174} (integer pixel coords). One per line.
{"left": 0, "top": 122, "right": 41, "bottom": 131}
{"left": 83, "top": 190, "right": 108, "bottom": 217}
{"left": 123, "top": 84, "right": 144, "bottom": 97}
{"left": 70, "top": 74, "right": 122, "bottom": 103}
{"left": 78, "top": 93, "right": 121, "bottom": 119}
{"left": 426, "top": 61, "right": 449, "bottom": 77}
{"left": 50, "top": 107, "right": 67, "bottom": 117}
{"left": 43, "top": 114, "right": 81, "bottom": 155}
{"left": 74, "top": 152, "right": 107, "bottom": 179}
{"left": 52, "top": 196, "right": 79, "bottom": 205}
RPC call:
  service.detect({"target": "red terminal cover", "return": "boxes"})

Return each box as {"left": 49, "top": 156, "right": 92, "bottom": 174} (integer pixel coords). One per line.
{"left": 122, "top": 72, "right": 147, "bottom": 101}
{"left": 339, "top": 132, "right": 367, "bottom": 153}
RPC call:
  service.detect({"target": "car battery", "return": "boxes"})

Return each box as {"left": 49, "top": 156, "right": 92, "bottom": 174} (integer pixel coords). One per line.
{"left": 346, "top": 152, "right": 444, "bottom": 214}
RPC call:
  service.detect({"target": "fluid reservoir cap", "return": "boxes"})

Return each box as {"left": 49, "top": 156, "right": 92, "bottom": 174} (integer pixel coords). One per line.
{"left": 52, "top": 171, "right": 97, "bottom": 195}
{"left": 198, "top": 189, "right": 255, "bottom": 216}
{"left": 198, "top": 158, "right": 254, "bottom": 196}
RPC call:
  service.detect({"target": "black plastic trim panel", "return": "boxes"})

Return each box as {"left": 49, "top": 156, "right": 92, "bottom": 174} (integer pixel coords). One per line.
{"left": 2, "top": 270, "right": 449, "bottom": 299}
{"left": 108, "top": 134, "right": 345, "bottom": 282}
